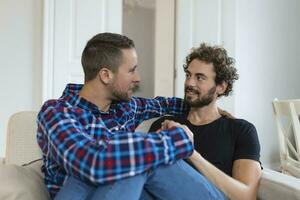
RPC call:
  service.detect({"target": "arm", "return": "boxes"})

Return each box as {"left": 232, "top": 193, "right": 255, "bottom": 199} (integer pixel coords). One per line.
{"left": 189, "top": 152, "right": 261, "bottom": 200}
{"left": 37, "top": 105, "right": 193, "bottom": 185}
{"left": 131, "top": 97, "right": 189, "bottom": 124}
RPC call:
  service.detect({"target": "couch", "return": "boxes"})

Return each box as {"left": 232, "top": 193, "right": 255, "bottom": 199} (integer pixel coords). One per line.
{"left": 1, "top": 111, "right": 300, "bottom": 200}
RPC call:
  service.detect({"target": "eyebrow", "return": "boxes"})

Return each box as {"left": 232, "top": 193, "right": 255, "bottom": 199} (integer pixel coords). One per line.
{"left": 185, "top": 70, "right": 208, "bottom": 78}
{"left": 129, "top": 65, "right": 138, "bottom": 71}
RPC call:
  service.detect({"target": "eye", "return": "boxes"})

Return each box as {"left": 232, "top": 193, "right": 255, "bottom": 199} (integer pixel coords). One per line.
{"left": 129, "top": 66, "right": 137, "bottom": 73}
{"left": 196, "top": 75, "right": 205, "bottom": 81}
{"left": 185, "top": 73, "right": 191, "bottom": 79}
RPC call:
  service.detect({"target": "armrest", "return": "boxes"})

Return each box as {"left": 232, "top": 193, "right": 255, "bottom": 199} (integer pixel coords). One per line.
{"left": 0, "top": 157, "right": 5, "bottom": 165}
{"left": 258, "top": 168, "right": 300, "bottom": 200}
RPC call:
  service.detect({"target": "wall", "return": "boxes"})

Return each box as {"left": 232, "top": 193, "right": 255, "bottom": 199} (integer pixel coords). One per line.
{"left": 123, "top": 1, "right": 155, "bottom": 98}
{"left": 123, "top": 0, "right": 175, "bottom": 98}
{"left": 154, "top": 0, "right": 175, "bottom": 97}
{"left": 235, "top": 0, "right": 300, "bottom": 168}
{"left": 0, "top": 0, "right": 43, "bottom": 157}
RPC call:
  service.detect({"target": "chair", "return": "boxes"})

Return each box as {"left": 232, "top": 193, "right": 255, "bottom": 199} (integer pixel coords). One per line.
{"left": 272, "top": 99, "right": 300, "bottom": 178}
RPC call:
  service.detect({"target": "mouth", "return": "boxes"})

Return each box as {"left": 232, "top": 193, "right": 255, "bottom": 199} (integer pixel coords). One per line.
{"left": 185, "top": 87, "right": 199, "bottom": 95}
{"left": 185, "top": 91, "right": 198, "bottom": 95}
{"left": 130, "top": 84, "right": 140, "bottom": 93}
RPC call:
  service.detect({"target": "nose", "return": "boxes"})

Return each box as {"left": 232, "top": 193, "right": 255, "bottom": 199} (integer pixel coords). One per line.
{"left": 185, "top": 76, "right": 195, "bottom": 87}
{"left": 134, "top": 71, "right": 141, "bottom": 83}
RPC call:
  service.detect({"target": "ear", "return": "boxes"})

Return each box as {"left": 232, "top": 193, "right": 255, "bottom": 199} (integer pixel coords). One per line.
{"left": 98, "top": 67, "right": 114, "bottom": 84}
{"left": 216, "top": 81, "right": 228, "bottom": 96}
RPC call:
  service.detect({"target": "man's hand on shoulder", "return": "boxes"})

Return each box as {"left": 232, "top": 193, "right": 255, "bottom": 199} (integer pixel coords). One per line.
{"left": 218, "top": 107, "right": 235, "bottom": 119}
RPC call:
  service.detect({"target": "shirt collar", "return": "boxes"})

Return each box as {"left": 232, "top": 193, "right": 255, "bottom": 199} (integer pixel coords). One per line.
{"left": 61, "top": 83, "right": 117, "bottom": 114}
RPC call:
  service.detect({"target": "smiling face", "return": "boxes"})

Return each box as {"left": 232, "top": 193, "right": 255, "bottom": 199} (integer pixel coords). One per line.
{"left": 109, "top": 48, "right": 141, "bottom": 101}
{"left": 184, "top": 59, "right": 220, "bottom": 107}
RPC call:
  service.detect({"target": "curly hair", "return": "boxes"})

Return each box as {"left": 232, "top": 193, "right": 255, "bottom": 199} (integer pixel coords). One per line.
{"left": 183, "top": 43, "right": 239, "bottom": 97}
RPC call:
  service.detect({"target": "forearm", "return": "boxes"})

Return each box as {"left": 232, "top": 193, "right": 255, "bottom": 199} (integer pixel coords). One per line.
{"left": 133, "top": 97, "right": 188, "bottom": 122}
{"left": 189, "top": 151, "right": 258, "bottom": 200}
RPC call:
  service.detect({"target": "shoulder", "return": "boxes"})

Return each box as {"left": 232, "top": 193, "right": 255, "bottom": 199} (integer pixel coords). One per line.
{"left": 219, "top": 117, "right": 258, "bottom": 142}
{"left": 38, "top": 99, "right": 82, "bottom": 120}
{"left": 224, "top": 117, "right": 257, "bottom": 132}
{"left": 40, "top": 98, "right": 72, "bottom": 111}
{"left": 226, "top": 118, "right": 260, "bottom": 146}
{"left": 39, "top": 99, "right": 61, "bottom": 115}
{"left": 229, "top": 118, "right": 261, "bottom": 162}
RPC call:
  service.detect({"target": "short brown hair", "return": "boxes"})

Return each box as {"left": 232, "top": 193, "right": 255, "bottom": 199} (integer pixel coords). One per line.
{"left": 183, "top": 43, "right": 238, "bottom": 97}
{"left": 81, "top": 32, "right": 135, "bottom": 82}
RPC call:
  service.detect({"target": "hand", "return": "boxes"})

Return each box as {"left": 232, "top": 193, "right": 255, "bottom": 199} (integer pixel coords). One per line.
{"left": 218, "top": 107, "right": 235, "bottom": 119}
{"left": 161, "top": 120, "right": 194, "bottom": 144}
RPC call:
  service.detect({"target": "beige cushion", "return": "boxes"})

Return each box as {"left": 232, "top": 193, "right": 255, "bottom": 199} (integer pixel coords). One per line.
{"left": 0, "top": 160, "right": 50, "bottom": 200}
{"left": 6, "top": 111, "right": 42, "bottom": 165}
{"left": 258, "top": 168, "right": 300, "bottom": 200}
{"left": 135, "top": 118, "right": 159, "bottom": 132}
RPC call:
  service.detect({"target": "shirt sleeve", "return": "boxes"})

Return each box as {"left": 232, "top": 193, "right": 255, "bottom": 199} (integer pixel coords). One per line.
{"left": 37, "top": 104, "right": 193, "bottom": 185}
{"left": 130, "top": 97, "right": 189, "bottom": 126}
{"left": 233, "top": 120, "right": 261, "bottom": 162}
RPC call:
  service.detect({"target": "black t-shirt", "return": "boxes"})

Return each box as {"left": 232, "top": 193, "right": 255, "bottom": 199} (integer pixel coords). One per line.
{"left": 149, "top": 115, "right": 261, "bottom": 176}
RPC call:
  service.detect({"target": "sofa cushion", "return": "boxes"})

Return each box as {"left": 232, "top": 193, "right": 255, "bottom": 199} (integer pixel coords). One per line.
{"left": 0, "top": 160, "right": 50, "bottom": 200}
{"left": 5, "top": 111, "right": 42, "bottom": 166}
{"left": 258, "top": 168, "right": 300, "bottom": 200}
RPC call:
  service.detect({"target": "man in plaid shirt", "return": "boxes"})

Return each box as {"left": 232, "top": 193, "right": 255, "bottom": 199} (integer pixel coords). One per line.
{"left": 37, "top": 32, "right": 227, "bottom": 200}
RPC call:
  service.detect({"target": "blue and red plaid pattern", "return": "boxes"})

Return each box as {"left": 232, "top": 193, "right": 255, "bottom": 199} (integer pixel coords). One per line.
{"left": 37, "top": 84, "right": 193, "bottom": 198}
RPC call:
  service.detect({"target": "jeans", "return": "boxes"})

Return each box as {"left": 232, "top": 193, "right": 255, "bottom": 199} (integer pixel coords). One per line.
{"left": 54, "top": 160, "right": 227, "bottom": 200}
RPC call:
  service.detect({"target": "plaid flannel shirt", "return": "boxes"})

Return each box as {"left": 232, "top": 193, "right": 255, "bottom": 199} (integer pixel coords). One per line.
{"left": 37, "top": 84, "right": 193, "bottom": 198}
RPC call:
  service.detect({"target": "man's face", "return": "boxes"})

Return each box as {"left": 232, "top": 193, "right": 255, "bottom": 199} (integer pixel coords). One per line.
{"left": 110, "top": 48, "right": 140, "bottom": 101}
{"left": 184, "top": 59, "right": 218, "bottom": 107}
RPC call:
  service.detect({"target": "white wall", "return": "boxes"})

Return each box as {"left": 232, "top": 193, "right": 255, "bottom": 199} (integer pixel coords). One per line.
{"left": 0, "top": 0, "right": 43, "bottom": 157}
{"left": 154, "top": 0, "right": 175, "bottom": 97}
{"left": 123, "top": 2, "right": 155, "bottom": 98}
{"left": 235, "top": 0, "right": 300, "bottom": 168}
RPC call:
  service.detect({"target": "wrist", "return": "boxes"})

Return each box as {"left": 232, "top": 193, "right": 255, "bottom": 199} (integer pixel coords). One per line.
{"left": 190, "top": 150, "right": 204, "bottom": 161}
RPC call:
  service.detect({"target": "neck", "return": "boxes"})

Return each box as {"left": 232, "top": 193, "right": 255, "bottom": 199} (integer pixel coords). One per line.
{"left": 187, "top": 102, "right": 221, "bottom": 125}
{"left": 79, "top": 80, "right": 112, "bottom": 112}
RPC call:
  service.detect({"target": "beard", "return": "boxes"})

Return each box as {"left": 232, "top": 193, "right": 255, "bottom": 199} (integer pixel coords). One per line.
{"left": 111, "top": 83, "right": 140, "bottom": 102}
{"left": 184, "top": 85, "right": 216, "bottom": 107}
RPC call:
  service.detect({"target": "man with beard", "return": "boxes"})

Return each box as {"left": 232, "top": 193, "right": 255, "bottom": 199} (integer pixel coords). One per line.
{"left": 149, "top": 43, "right": 262, "bottom": 200}
{"left": 37, "top": 33, "right": 228, "bottom": 200}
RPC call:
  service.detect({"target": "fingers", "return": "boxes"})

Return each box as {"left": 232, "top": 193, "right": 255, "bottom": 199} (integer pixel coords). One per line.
{"left": 161, "top": 120, "right": 179, "bottom": 130}
{"left": 155, "top": 128, "right": 162, "bottom": 133}
{"left": 217, "top": 107, "right": 235, "bottom": 119}
{"left": 180, "top": 125, "right": 194, "bottom": 144}
{"left": 160, "top": 120, "right": 194, "bottom": 144}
